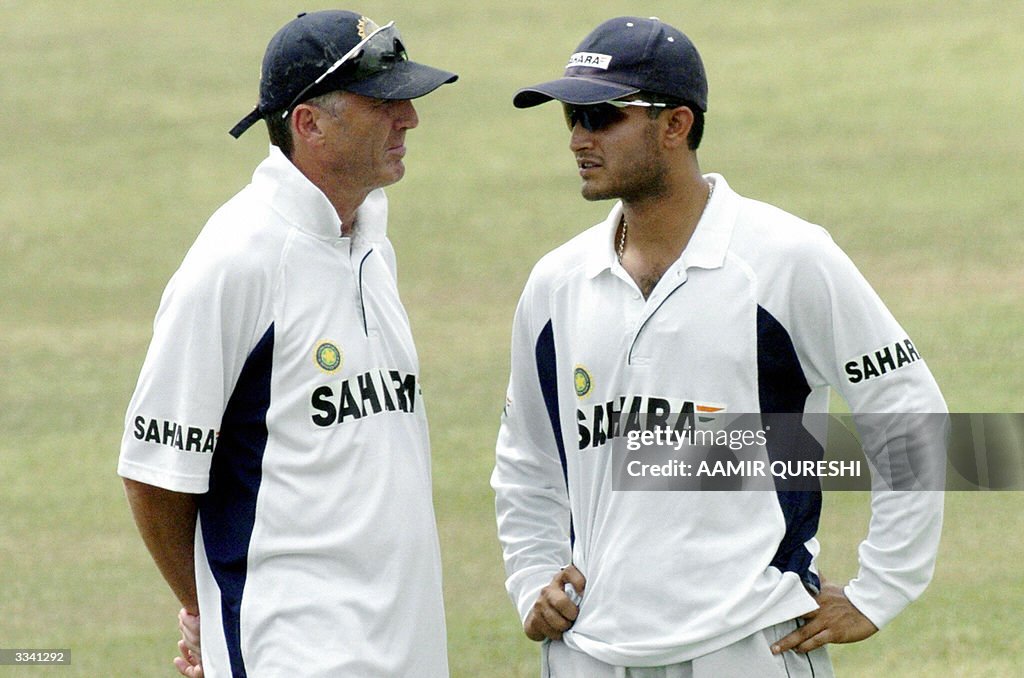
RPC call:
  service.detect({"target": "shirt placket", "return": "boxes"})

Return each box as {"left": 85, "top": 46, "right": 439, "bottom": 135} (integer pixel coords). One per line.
{"left": 626, "top": 261, "right": 689, "bottom": 366}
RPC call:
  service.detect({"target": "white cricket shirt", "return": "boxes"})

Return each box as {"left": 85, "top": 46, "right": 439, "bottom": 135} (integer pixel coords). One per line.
{"left": 119, "top": 146, "right": 448, "bottom": 677}
{"left": 492, "top": 174, "right": 946, "bottom": 666}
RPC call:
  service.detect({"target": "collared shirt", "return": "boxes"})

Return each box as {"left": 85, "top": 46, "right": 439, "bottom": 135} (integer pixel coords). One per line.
{"left": 119, "top": 146, "right": 448, "bottom": 677}
{"left": 493, "top": 174, "right": 946, "bottom": 666}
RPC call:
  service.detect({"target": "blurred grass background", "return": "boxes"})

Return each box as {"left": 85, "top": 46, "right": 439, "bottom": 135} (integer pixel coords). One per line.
{"left": 1, "top": 1, "right": 1021, "bottom": 675}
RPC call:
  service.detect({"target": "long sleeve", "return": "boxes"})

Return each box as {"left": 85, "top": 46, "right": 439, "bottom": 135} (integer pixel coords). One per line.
{"left": 491, "top": 283, "right": 573, "bottom": 624}
{"left": 781, "top": 230, "right": 948, "bottom": 628}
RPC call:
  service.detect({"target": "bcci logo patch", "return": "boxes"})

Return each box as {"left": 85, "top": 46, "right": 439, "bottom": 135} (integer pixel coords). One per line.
{"left": 357, "top": 16, "right": 379, "bottom": 39}
{"left": 574, "top": 365, "right": 593, "bottom": 399}
{"left": 314, "top": 341, "right": 343, "bottom": 373}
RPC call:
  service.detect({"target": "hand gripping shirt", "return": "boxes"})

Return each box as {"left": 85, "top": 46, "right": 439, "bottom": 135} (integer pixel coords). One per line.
{"left": 119, "top": 146, "right": 448, "bottom": 677}
{"left": 492, "top": 174, "right": 946, "bottom": 666}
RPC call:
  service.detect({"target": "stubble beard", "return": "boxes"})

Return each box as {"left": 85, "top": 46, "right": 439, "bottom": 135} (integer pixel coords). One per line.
{"left": 580, "top": 124, "right": 669, "bottom": 203}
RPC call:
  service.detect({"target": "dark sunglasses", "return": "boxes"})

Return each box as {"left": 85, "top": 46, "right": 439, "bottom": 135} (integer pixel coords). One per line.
{"left": 562, "top": 100, "right": 672, "bottom": 132}
{"left": 283, "top": 21, "right": 408, "bottom": 117}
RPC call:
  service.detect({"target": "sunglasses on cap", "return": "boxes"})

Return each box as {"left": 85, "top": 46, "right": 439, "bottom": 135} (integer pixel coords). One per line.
{"left": 562, "top": 99, "right": 673, "bottom": 132}
{"left": 283, "top": 21, "right": 407, "bottom": 117}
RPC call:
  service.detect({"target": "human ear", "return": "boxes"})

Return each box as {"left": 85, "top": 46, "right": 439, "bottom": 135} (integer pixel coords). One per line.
{"left": 291, "top": 104, "right": 326, "bottom": 146}
{"left": 662, "top": 106, "right": 694, "bottom": 149}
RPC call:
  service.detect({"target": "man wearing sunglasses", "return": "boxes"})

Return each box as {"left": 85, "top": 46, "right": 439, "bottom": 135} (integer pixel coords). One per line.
{"left": 493, "top": 15, "right": 946, "bottom": 677}
{"left": 119, "top": 10, "right": 456, "bottom": 677}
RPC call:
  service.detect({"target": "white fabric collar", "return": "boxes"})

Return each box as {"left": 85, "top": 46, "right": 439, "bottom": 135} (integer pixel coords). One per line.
{"left": 250, "top": 145, "right": 389, "bottom": 243}
{"left": 584, "top": 173, "right": 737, "bottom": 279}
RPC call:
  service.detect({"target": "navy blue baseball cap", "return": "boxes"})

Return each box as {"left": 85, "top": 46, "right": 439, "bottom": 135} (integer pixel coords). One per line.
{"left": 513, "top": 16, "right": 707, "bottom": 110}
{"left": 230, "top": 10, "right": 458, "bottom": 138}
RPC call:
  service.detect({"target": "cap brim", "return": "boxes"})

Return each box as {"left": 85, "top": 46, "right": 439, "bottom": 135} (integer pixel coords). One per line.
{"left": 344, "top": 60, "right": 458, "bottom": 100}
{"left": 513, "top": 76, "right": 640, "bottom": 108}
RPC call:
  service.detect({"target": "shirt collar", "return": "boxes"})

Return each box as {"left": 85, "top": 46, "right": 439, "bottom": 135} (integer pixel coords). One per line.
{"left": 250, "top": 145, "right": 389, "bottom": 242}
{"left": 583, "top": 201, "right": 625, "bottom": 279}
{"left": 584, "top": 173, "right": 736, "bottom": 279}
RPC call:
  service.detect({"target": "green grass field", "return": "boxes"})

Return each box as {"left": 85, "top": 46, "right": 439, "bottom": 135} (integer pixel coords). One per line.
{"left": 2, "top": 1, "right": 1021, "bottom": 675}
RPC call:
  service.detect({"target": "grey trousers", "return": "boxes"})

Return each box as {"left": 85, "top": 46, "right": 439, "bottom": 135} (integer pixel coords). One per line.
{"left": 542, "top": 621, "right": 835, "bottom": 678}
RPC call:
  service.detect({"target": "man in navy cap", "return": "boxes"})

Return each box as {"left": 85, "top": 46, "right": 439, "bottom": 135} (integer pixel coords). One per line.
{"left": 493, "top": 16, "right": 946, "bottom": 676}
{"left": 119, "top": 10, "right": 456, "bottom": 677}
